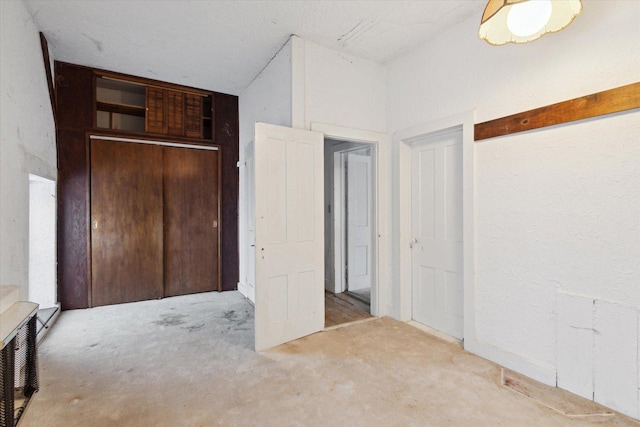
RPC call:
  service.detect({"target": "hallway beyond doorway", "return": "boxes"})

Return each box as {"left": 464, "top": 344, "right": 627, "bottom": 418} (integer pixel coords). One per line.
{"left": 325, "top": 291, "right": 370, "bottom": 327}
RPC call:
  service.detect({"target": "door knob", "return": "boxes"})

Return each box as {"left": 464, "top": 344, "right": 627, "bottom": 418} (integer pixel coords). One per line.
{"left": 92, "top": 220, "right": 98, "bottom": 229}
{"left": 410, "top": 237, "right": 418, "bottom": 248}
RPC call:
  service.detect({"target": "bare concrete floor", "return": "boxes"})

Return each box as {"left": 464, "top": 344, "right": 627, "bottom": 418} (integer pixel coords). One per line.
{"left": 21, "top": 291, "right": 638, "bottom": 426}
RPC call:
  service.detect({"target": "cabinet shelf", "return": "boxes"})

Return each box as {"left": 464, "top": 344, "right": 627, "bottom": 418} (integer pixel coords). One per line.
{"left": 97, "top": 101, "right": 146, "bottom": 117}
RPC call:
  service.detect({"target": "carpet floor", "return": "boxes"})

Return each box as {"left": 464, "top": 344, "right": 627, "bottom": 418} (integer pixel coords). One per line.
{"left": 20, "top": 291, "right": 637, "bottom": 426}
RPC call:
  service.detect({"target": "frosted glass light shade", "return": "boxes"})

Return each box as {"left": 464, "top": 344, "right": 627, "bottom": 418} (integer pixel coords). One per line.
{"left": 479, "top": 0, "right": 582, "bottom": 45}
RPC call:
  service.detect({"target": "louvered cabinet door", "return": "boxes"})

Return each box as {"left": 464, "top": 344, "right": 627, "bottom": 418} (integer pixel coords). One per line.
{"left": 146, "top": 87, "right": 167, "bottom": 134}
{"left": 166, "top": 90, "right": 185, "bottom": 136}
{"left": 185, "top": 94, "right": 203, "bottom": 138}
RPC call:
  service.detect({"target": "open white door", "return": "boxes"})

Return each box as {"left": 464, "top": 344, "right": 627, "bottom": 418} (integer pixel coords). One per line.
{"left": 254, "top": 123, "right": 325, "bottom": 351}
{"left": 345, "top": 152, "right": 372, "bottom": 292}
{"left": 244, "top": 141, "right": 256, "bottom": 302}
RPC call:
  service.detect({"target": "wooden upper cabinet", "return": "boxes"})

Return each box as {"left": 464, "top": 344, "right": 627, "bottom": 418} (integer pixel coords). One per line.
{"left": 95, "top": 73, "right": 212, "bottom": 140}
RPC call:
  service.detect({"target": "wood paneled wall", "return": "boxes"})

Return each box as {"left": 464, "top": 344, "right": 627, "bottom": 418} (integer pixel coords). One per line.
{"left": 213, "top": 93, "right": 239, "bottom": 292}
{"left": 55, "top": 61, "right": 239, "bottom": 310}
{"left": 55, "top": 63, "right": 93, "bottom": 309}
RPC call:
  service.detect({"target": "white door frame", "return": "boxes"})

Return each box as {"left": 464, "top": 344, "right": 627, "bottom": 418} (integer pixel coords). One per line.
{"left": 335, "top": 145, "right": 374, "bottom": 295}
{"left": 393, "top": 112, "right": 475, "bottom": 342}
{"left": 334, "top": 149, "right": 345, "bottom": 293}
{"left": 312, "top": 123, "right": 390, "bottom": 318}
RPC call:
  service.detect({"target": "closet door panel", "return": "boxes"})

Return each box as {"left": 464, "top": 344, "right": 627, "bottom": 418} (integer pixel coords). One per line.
{"left": 163, "top": 147, "right": 220, "bottom": 297}
{"left": 91, "top": 139, "right": 164, "bottom": 307}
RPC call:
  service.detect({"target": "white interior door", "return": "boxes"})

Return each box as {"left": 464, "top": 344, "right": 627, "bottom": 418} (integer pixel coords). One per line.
{"left": 411, "top": 130, "right": 463, "bottom": 339}
{"left": 254, "top": 123, "right": 325, "bottom": 351}
{"left": 345, "top": 152, "right": 372, "bottom": 292}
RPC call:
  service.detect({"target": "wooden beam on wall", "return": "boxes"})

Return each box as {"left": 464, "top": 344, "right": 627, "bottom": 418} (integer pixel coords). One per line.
{"left": 39, "top": 32, "right": 56, "bottom": 123}
{"left": 474, "top": 82, "right": 640, "bottom": 141}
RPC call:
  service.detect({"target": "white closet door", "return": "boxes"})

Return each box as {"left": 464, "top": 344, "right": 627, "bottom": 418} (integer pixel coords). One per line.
{"left": 411, "top": 130, "right": 463, "bottom": 339}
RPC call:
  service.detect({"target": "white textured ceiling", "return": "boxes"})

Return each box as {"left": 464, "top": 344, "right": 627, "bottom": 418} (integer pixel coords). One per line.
{"left": 25, "top": 0, "right": 486, "bottom": 95}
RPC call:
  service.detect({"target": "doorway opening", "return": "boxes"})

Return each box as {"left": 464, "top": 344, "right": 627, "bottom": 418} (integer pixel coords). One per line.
{"left": 29, "top": 174, "right": 60, "bottom": 339}
{"left": 251, "top": 122, "right": 390, "bottom": 350}
{"left": 324, "top": 139, "right": 375, "bottom": 327}
{"left": 28, "top": 174, "right": 57, "bottom": 308}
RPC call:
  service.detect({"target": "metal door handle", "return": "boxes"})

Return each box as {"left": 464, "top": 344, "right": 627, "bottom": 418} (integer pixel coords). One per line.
{"left": 410, "top": 237, "right": 418, "bottom": 248}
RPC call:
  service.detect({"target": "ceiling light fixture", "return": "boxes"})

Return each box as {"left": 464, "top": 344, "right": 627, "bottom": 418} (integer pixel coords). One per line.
{"left": 479, "top": 0, "right": 583, "bottom": 46}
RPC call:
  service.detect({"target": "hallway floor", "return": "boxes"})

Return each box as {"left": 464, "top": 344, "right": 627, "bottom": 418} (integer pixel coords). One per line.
{"left": 325, "top": 290, "right": 370, "bottom": 327}
{"left": 21, "top": 291, "right": 638, "bottom": 426}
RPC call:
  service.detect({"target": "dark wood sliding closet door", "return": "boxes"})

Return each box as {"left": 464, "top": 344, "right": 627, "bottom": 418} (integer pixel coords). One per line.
{"left": 90, "top": 139, "right": 164, "bottom": 306}
{"left": 163, "top": 147, "right": 220, "bottom": 297}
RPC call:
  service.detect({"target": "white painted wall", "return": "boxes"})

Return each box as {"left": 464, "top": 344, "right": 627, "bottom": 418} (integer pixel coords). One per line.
{"left": 238, "top": 37, "right": 293, "bottom": 301}
{"left": 0, "top": 0, "right": 57, "bottom": 300}
{"left": 293, "top": 37, "right": 386, "bottom": 133}
{"left": 387, "top": 1, "right": 640, "bottom": 418}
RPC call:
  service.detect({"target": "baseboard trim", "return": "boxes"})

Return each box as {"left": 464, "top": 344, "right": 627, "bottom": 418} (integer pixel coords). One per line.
{"left": 465, "top": 336, "right": 556, "bottom": 386}
{"left": 407, "top": 321, "right": 462, "bottom": 346}
{"left": 237, "top": 282, "right": 248, "bottom": 297}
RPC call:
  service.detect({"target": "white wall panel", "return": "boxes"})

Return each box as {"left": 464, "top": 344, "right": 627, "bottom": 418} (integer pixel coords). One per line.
{"left": 594, "top": 301, "right": 638, "bottom": 419}
{"left": 556, "top": 292, "right": 594, "bottom": 400}
{"left": 302, "top": 40, "right": 386, "bottom": 134}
